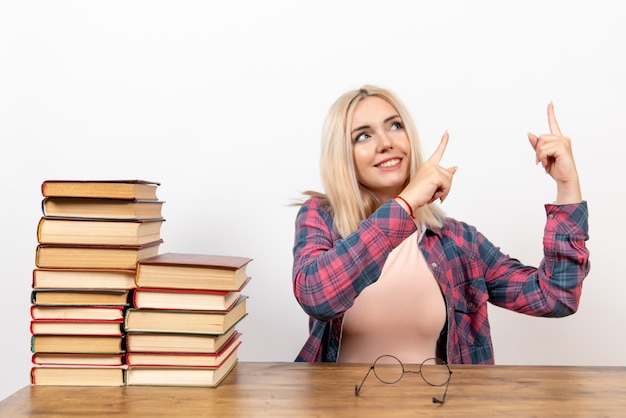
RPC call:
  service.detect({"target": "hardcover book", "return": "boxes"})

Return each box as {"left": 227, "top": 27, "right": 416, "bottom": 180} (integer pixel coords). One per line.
{"left": 136, "top": 253, "right": 253, "bottom": 291}
{"left": 124, "top": 296, "right": 247, "bottom": 335}
{"left": 31, "top": 289, "right": 129, "bottom": 306}
{"left": 132, "top": 279, "right": 249, "bottom": 311}
{"left": 31, "top": 305, "right": 125, "bottom": 321}
{"left": 31, "top": 335, "right": 125, "bottom": 353}
{"left": 125, "top": 345, "right": 238, "bottom": 387}
{"left": 37, "top": 217, "right": 164, "bottom": 246}
{"left": 31, "top": 365, "right": 126, "bottom": 386}
{"left": 32, "top": 268, "right": 137, "bottom": 290}
{"left": 30, "top": 319, "right": 124, "bottom": 336}
{"left": 41, "top": 180, "right": 160, "bottom": 200}
{"left": 31, "top": 353, "right": 125, "bottom": 367}
{"left": 126, "top": 326, "right": 238, "bottom": 354}
{"left": 126, "top": 332, "right": 241, "bottom": 367}
{"left": 35, "top": 240, "right": 163, "bottom": 269}
{"left": 41, "top": 197, "right": 164, "bottom": 219}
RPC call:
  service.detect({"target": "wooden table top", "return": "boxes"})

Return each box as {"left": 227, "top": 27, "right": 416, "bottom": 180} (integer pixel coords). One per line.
{"left": 1, "top": 362, "right": 625, "bottom": 417}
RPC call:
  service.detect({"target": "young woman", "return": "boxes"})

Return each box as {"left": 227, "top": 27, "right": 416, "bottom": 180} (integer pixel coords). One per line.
{"left": 291, "top": 85, "right": 589, "bottom": 364}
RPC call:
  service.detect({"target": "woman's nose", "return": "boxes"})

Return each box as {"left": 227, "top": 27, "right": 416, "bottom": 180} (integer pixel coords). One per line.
{"left": 376, "top": 132, "right": 393, "bottom": 151}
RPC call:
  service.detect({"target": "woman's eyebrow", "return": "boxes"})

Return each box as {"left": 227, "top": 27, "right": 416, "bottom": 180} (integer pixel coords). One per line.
{"left": 351, "top": 114, "right": 400, "bottom": 135}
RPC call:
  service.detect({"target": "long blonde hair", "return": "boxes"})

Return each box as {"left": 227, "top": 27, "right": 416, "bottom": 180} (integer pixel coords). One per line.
{"left": 302, "top": 85, "right": 444, "bottom": 238}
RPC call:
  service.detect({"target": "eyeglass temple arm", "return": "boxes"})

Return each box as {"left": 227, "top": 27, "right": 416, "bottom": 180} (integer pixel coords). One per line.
{"left": 432, "top": 371, "right": 452, "bottom": 404}
{"left": 354, "top": 365, "right": 375, "bottom": 396}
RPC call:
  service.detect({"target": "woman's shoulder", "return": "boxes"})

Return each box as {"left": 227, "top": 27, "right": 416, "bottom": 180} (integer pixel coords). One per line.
{"left": 298, "top": 194, "right": 331, "bottom": 212}
{"left": 294, "top": 196, "right": 336, "bottom": 237}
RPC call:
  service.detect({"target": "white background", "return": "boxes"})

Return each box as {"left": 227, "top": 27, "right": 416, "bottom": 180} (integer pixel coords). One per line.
{"left": 1, "top": 0, "right": 624, "bottom": 401}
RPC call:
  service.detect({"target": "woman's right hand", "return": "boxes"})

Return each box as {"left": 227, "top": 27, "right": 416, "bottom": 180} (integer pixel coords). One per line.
{"left": 398, "top": 131, "right": 458, "bottom": 211}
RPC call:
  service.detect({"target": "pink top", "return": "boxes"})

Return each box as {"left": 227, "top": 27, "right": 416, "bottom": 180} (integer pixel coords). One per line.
{"left": 338, "top": 231, "right": 447, "bottom": 364}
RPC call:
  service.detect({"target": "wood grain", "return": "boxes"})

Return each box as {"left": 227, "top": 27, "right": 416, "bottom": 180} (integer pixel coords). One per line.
{"left": 1, "top": 362, "right": 625, "bottom": 417}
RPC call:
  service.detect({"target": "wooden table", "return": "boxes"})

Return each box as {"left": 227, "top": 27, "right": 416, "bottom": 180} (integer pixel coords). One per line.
{"left": 1, "top": 362, "right": 625, "bottom": 417}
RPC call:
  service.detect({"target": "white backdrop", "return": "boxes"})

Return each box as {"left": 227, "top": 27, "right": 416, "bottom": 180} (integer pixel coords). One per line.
{"left": 1, "top": 0, "right": 625, "bottom": 401}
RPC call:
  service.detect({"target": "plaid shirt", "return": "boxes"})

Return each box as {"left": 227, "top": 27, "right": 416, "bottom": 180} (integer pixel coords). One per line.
{"left": 292, "top": 197, "right": 590, "bottom": 364}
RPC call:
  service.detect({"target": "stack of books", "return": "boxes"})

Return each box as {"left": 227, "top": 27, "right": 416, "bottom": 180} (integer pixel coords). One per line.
{"left": 30, "top": 180, "right": 164, "bottom": 386}
{"left": 124, "top": 252, "right": 252, "bottom": 387}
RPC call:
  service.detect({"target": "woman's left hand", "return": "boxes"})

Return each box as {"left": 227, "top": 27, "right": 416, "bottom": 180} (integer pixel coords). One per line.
{"left": 527, "top": 102, "right": 582, "bottom": 204}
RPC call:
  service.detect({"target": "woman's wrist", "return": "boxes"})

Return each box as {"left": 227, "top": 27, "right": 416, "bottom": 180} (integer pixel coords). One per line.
{"left": 394, "top": 195, "right": 415, "bottom": 219}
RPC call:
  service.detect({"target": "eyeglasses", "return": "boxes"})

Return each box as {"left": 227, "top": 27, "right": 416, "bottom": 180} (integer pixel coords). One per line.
{"left": 354, "top": 355, "right": 452, "bottom": 404}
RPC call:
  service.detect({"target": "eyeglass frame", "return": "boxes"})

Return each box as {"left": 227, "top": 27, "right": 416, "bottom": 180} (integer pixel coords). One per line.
{"left": 354, "top": 355, "right": 452, "bottom": 404}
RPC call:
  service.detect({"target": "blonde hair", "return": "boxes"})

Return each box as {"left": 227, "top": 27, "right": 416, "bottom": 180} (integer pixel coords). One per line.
{"left": 303, "top": 85, "right": 444, "bottom": 238}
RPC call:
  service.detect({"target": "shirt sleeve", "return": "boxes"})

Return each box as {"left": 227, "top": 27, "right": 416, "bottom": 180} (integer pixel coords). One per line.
{"left": 292, "top": 198, "right": 417, "bottom": 321}
{"left": 481, "top": 201, "right": 590, "bottom": 316}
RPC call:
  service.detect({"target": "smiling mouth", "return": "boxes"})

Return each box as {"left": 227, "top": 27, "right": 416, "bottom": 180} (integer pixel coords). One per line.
{"left": 377, "top": 158, "right": 401, "bottom": 168}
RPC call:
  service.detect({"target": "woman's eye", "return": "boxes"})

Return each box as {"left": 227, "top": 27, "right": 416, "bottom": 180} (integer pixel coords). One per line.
{"left": 354, "top": 133, "right": 370, "bottom": 143}
{"left": 390, "top": 122, "right": 403, "bottom": 131}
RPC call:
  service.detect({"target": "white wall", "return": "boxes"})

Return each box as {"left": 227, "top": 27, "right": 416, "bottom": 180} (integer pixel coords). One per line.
{"left": 1, "top": 0, "right": 624, "bottom": 401}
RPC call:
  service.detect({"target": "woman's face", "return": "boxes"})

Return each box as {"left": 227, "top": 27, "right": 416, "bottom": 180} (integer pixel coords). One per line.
{"left": 351, "top": 96, "right": 411, "bottom": 201}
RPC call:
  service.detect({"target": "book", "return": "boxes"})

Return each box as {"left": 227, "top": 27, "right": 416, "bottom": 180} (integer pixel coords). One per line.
{"left": 31, "top": 289, "right": 129, "bottom": 305}
{"left": 31, "top": 365, "right": 126, "bottom": 386}
{"left": 31, "top": 335, "right": 125, "bottom": 353}
{"left": 125, "top": 345, "right": 238, "bottom": 387}
{"left": 136, "top": 253, "right": 253, "bottom": 291}
{"left": 31, "top": 305, "right": 125, "bottom": 320}
{"left": 132, "top": 280, "right": 249, "bottom": 311}
{"left": 35, "top": 240, "right": 163, "bottom": 269}
{"left": 41, "top": 180, "right": 160, "bottom": 200}
{"left": 32, "top": 352, "right": 124, "bottom": 366}
{"left": 126, "top": 332, "right": 241, "bottom": 367}
{"left": 30, "top": 319, "right": 124, "bottom": 336}
{"left": 124, "top": 296, "right": 247, "bottom": 334}
{"left": 37, "top": 217, "right": 164, "bottom": 246}
{"left": 42, "top": 197, "right": 164, "bottom": 219}
{"left": 32, "top": 268, "right": 137, "bottom": 290}
{"left": 126, "top": 326, "right": 238, "bottom": 353}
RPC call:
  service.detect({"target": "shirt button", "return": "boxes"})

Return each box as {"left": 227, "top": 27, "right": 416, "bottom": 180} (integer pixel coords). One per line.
{"left": 548, "top": 214, "right": 554, "bottom": 219}
{"left": 431, "top": 263, "right": 438, "bottom": 268}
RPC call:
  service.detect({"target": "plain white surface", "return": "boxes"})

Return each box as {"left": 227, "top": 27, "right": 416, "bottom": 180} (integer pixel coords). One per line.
{"left": 1, "top": 0, "right": 624, "bottom": 401}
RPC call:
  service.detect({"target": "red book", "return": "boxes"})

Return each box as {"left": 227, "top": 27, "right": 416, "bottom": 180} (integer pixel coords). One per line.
{"left": 32, "top": 352, "right": 125, "bottom": 366}
{"left": 133, "top": 277, "right": 250, "bottom": 311}
{"left": 126, "top": 325, "right": 239, "bottom": 354}
{"left": 31, "top": 365, "right": 126, "bottom": 386}
{"left": 126, "top": 332, "right": 242, "bottom": 367}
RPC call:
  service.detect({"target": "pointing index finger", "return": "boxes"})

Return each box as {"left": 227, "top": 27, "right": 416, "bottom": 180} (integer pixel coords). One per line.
{"left": 428, "top": 131, "right": 450, "bottom": 164}
{"left": 547, "top": 102, "right": 563, "bottom": 136}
